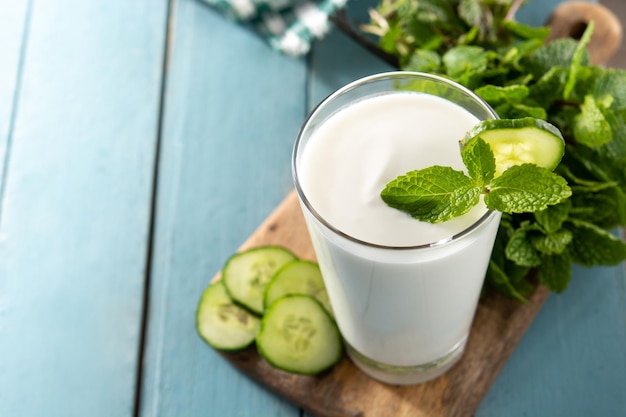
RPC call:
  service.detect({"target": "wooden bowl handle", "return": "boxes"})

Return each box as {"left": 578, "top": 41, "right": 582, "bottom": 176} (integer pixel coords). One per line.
{"left": 546, "top": 1, "right": 623, "bottom": 65}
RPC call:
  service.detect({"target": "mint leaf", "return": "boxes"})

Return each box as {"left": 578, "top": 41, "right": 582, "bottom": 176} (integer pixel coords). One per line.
{"left": 458, "top": 26, "right": 480, "bottom": 45}
{"left": 501, "top": 39, "right": 544, "bottom": 68}
{"left": 442, "top": 45, "right": 488, "bottom": 78}
{"left": 564, "top": 22, "right": 594, "bottom": 99}
{"left": 526, "top": 38, "right": 580, "bottom": 79}
{"left": 538, "top": 252, "right": 572, "bottom": 293}
{"left": 597, "top": 106, "right": 626, "bottom": 163}
{"left": 501, "top": 20, "right": 550, "bottom": 41}
{"left": 475, "top": 84, "right": 528, "bottom": 105}
{"left": 405, "top": 49, "right": 441, "bottom": 72}
{"left": 490, "top": 216, "right": 514, "bottom": 267}
{"left": 496, "top": 103, "right": 547, "bottom": 120}
{"left": 559, "top": 165, "right": 618, "bottom": 192}
{"left": 570, "top": 186, "right": 626, "bottom": 229}
{"left": 534, "top": 200, "right": 571, "bottom": 234}
{"left": 565, "top": 144, "right": 613, "bottom": 183}
{"left": 593, "top": 69, "right": 626, "bottom": 109}
{"left": 505, "top": 223, "right": 542, "bottom": 267}
{"left": 457, "top": 0, "right": 484, "bottom": 30}
{"left": 531, "top": 229, "right": 573, "bottom": 255}
{"left": 573, "top": 95, "right": 612, "bottom": 147}
{"left": 529, "top": 66, "right": 566, "bottom": 108}
{"left": 378, "top": 24, "right": 407, "bottom": 58}
{"left": 486, "top": 260, "right": 529, "bottom": 303}
{"left": 485, "top": 164, "right": 572, "bottom": 213}
{"left": 565, "top": 65, "right": 602, "bottom": 103}
{"left": 461, "top": 136, "right": 495, "bottom": 186}
{"left": 489, "top": 217, "right": 535, "bottom": 300}
{"left": 380, "top": 166, "right": 481, "bottom": 223}
{"left": 567, "top": 219, "right": 626, "bottom": 266}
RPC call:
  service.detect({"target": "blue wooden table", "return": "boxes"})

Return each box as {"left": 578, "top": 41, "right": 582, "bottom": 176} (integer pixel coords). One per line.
{"left": 1, "top": 1, "right": 625, "bottom": 416}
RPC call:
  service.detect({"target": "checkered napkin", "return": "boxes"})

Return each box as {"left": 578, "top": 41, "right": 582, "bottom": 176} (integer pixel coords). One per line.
{"left": 202, "top": 0, "right": 348, "bottom": 56}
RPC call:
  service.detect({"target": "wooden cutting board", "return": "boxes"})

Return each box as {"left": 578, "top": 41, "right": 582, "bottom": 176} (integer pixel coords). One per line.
{"left": 213, "top": 191, "right": 550, "bottom": 417}
{"left": 210, "top": 5, "right": 623, "bottom": 415}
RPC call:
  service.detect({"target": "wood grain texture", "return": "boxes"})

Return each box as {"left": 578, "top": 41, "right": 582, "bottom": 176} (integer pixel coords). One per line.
{"left": 0, "top": 1, "right": 168, "bottom": 416}
{"left": 210, "top": 191, "right": 549, "bottom": 417}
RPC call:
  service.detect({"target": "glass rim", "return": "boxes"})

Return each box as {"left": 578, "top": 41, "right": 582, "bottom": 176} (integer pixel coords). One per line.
{"left": 292, "top": 71, "right": 500, "bottom": 251}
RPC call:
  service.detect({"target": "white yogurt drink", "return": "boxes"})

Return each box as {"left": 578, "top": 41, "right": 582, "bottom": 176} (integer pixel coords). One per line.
{"left": 293, "top": 72, "right": 501, "bottom": 384}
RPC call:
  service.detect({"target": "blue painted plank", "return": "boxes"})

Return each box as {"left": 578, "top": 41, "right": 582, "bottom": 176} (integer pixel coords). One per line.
{"left": 140, "top": 0, "right": 626, "bottom": 416}
{"left": 308, "top": 17, "right": 393, "bottom": 107}
{"left": 477, "top": 263, "right": 626, "bottom": 416}
{"left": 138, "top": 1, "right": 306, "bottom": 416}
{"left": 0, "top": 0, "right": 169, "bottom": 416}
{"left": 0, "top": 0, "right": 29, "bottom": 192}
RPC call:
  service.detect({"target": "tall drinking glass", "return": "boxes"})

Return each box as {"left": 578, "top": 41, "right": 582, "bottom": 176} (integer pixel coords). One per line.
{"left": 292, "top": 72, "right": 500, "bottom": 385}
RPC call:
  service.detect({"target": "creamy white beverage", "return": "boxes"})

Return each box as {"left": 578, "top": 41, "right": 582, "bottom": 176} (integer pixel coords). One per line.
{"left": 299, "top": 92, "right": 488, "bottom": 247}
{"left": 293, "top": 72, "right": 501, "bottom": 384}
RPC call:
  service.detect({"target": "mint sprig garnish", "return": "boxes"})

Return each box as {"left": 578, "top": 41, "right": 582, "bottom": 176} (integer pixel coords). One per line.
{"left": 366, "top": 0, "right": 626, "bottom": 298}
{"left": 461, "top": 133, "right": 495, "bottom": 185}
{"left": 380, "top": 166, "right": 481, "bottom": 223}
{"left": 381, "top": 137, "right": 571, "bottom": 223}
{"left": 485, "top": 164, "right": 571, "bottom": 213}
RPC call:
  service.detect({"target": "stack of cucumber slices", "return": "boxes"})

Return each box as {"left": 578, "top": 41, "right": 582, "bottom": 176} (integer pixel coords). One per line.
{"left": 196, "top": 246, "right": 343, "bottom": 375}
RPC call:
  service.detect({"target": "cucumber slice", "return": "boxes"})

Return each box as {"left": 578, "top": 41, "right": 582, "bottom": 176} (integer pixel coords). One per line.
{"left": 461, "top": 117, "right": 565, "bottom": 176}
{"left": 196, "top": 280, "right": 260, "bottom": 351}
{"left": 257, "top": 295, "right": 342, "bottom": 375}
{"left": 264, "top": 260, "right": 334, "bottom": 317}
{"left": 222, "top": 246, "right": 297, "bottom": 315}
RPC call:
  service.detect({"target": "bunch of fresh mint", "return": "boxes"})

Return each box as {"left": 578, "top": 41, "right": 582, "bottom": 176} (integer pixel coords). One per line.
{"left": 364, "top": 0, "right": 626, "bottom": 300}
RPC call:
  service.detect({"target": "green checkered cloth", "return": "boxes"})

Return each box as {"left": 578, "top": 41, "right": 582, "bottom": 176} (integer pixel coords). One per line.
{"left": 202, "top": 0, "right": 348, "bottom": 56}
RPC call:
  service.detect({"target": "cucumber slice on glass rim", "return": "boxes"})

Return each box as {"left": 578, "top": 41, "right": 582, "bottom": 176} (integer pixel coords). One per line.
{"left": 264, "top": 259, "right": 334, "bottom": 317}
{"left": 222, "top": 246, "right": 297, "bottom": 315}
{"left": 196, "top": 280, "right": 260, "bottom": 351}
{"left": 460, "top": 117, "right": 565, "bottom": 176}
{"left": 257, "top": 295, "right": 342, "bottom": 375}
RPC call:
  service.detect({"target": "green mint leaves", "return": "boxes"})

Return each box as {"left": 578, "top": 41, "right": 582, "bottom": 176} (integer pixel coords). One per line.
{"left": 461, "top": 133, "right": 495, "bottom": 185}
{"left": 574, "top": 95, "right": 613, "bottom": 147}
{"left": 495, "top": 203, "right": 626, "bottom": 298}
{"left": 380, "top": 136, "right": 571, "bottom": 223}
{"left": 379, "top": 166, "right": 481, "bottom": 223}
{"left": 366, "top": 0, "right": 626, "bottom": 298}
{"left": 485, "top": 164, "right": 571, "bottom": 213}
